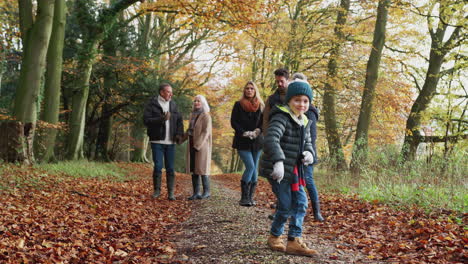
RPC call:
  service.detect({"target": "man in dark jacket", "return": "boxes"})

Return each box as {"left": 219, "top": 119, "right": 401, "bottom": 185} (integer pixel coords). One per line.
{"left": 262, "top": 68, "right": 290, "bottom": 132}
{"left": 262, "top": 68, "right": 289, "bottom": 219}
{"left": 143, "top": 83, "right": 184, "bottom": 200}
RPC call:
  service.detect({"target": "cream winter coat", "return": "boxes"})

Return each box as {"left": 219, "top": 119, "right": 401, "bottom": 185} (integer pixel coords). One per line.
{"left": 185, "top": 112, "right": 212, "bottom": 175}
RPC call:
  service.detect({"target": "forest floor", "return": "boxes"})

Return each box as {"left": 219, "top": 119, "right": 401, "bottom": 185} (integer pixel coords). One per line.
{"left": 0, "top": 163, "right": 466, "bottom": 263}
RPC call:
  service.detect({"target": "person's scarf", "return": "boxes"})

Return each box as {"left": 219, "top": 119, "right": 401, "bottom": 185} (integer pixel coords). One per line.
{"left": 239, "top": 97, "right": 260, "bottom": 112}
{"left": 188, "top": 108, "right": 203, "bottom": 136}
{"left": 291, "top": 165, "right": 306, "bottom": 192}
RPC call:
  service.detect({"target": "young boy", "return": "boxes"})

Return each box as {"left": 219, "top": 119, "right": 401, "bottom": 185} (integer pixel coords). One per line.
{"left": 259, "top": 79, "right": 317, "bottom": 257}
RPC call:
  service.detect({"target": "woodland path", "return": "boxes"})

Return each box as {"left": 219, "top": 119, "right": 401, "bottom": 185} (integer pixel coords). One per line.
{"left": 170, "top": 175, "right": 380, "bottom": 264}
{"left": 1, "top": 165, "right": 463, "bottom": 263}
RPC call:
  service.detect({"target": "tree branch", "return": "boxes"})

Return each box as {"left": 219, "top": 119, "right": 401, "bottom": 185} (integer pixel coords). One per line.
{"left": 412, "top": 134, "right": 468, "bottom": 143}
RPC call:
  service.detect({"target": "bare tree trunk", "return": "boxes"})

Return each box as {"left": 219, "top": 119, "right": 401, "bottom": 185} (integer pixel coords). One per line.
{"left": 66, "top": 48, "right": 96, "bottom": 160}
{"left": 251, "top": 40, "right": 258, "bottom": 81}
{"left": 131, "top": 124, "right": 149, "bottom": 162}
{"left": 95, "top": 104, "right": 113, "bottom": 161}
{"left": 229, "top": 148, "right": 236, "bottom": 172}
{"left": 0, "top": 122, "right": 27, "bottom": 163}
{"left": 0, "top": 51, "right": 5, "bottom": 95}
{"left": 260, "top": 45, "right": 267, "bottom": 92}
{"left": 12, "top": 0, "right": 55, "bottom": 164}
{"left": 283, "top": 0, "right": 307, "bottom": 73}
{"left": 131, "top": 11, "right": 152, "bottom": 163}
{"left": 322, "top": 0, "right": 350, "bottom": 170}
{"left": 95, "top": 28, "right": 118, "bottom": 161}
{"left": 36, "top": 0, "right": 66, "bottom": 163}
{"left": 350, "top": 0, "right": 389, "bottom": 172}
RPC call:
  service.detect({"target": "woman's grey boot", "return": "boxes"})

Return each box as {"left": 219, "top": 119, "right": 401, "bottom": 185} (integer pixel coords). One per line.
{"left": 188, "top": 174, "right": 202, "bottom": 200}
{"left": 200, "top": 175, "right": 210, "bottom": 199}
{"left": 239, "top": 181, "right": 250, "bottom": 206}
{"left": 311, "top": 200, "right": 324, "bottom": 222}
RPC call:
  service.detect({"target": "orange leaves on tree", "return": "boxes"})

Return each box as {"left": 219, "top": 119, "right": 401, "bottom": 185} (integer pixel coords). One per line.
{"left": 139, "top": 0, "right": 279, "bottom": 30}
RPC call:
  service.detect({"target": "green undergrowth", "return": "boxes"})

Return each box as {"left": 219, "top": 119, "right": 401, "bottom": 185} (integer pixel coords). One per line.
{"left": 0, "top": 163, "right": 25, "bottom": 191}
{"left": 315, "top": 145, "right": 467, "bottom": 214}
{"left": 35, "top": 160, "right": 132, "bottom": 182}
{"left": 0, "top": 163, "right": 50, "bottom": 191}
{"left": 317, "top": 170, "right": 466, "bottom": 213}
{"left": 0, "top": 160, "right": 135, "bottom": 192}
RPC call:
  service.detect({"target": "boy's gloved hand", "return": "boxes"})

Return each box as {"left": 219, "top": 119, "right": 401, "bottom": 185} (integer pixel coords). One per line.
{"left": 271, "top": 162, "right": 284, "bottom": 183}
{"left": 302, "top": 151, "right": 314, "bottom": 166}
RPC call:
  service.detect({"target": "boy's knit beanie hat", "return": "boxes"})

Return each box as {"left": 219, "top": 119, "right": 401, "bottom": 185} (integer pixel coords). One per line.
{"left": 285, "top": 79, "right": 313, "bottom": 103}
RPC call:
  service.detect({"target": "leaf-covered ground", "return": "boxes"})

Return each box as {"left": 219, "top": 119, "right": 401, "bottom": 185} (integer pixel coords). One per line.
{"left": 172, "top": 175, "right": 371, "bottom": 264}
{"left": 217, "top": 174, "right": 467, "bottom": 263}
{"left": 0, "top": 163, "right": 191, "bottom": 263}
{"left": 0, "top": 164, "right": 466, "bottom": 263}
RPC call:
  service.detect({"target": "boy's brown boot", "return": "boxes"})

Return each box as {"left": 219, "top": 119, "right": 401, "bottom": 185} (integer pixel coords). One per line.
{"left": 267, "top": 235, "right": 286, "bottom": 252}
{"left": 286, "top": 237, "right": 318, "bottom": 257}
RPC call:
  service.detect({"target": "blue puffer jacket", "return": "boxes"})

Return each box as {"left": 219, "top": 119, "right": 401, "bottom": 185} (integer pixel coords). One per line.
{"left": 259, "top": 105, "right": 314, "bottom": 183}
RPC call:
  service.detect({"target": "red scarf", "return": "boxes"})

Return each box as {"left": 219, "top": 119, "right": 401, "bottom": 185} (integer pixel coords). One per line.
{"left": 291, "top": 165, "right": 306, "bottom": 192}
{"left": 239, "top": 97, "right": 260, "bottom": 112}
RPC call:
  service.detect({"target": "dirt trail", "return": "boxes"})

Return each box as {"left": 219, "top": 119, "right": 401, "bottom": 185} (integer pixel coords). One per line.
{"left": 172, "top": 175, "right": 381, "bottom": 264}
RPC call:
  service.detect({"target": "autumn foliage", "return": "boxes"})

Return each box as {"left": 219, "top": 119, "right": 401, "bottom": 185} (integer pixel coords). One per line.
{"left": 0, "top": 164, "right": 191, "bottom": 263}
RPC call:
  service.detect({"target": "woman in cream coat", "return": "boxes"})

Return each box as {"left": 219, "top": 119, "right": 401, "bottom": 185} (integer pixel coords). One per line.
{"left": 184, "top": 95, "right": 212, "bottom": 200}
